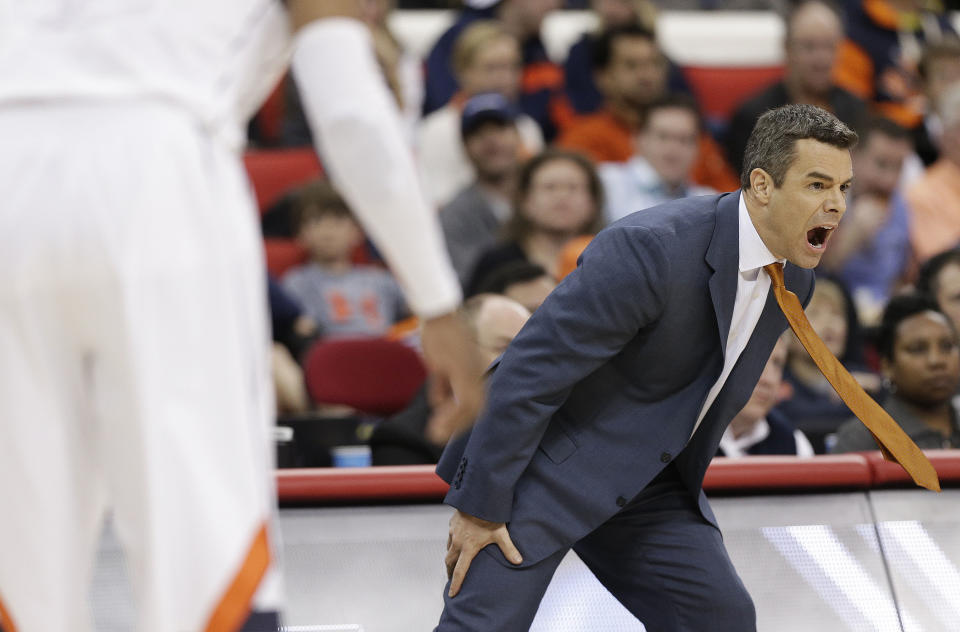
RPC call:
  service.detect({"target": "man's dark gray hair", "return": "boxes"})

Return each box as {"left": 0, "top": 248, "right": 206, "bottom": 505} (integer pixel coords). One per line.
{"left": 740, "top": 104, "right": 858, "bottom": 189}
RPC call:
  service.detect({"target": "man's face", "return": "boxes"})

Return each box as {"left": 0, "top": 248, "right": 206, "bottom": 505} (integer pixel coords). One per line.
{"left": 591, "top": 0, "right": 637, "bottom": 27}
{"left": 754, "top": 138, "right": 853, "bottom": 269}
{"left": 597, "top": 36, "right": 666, "bottom": 108}
{"left": 639, "top": 107, "right": 700, "bottom": 189}
{"left": 460, "top": 36, "right": 522, "bottom": 100}
{"left": 464, "top": 121, "right": 521, "bottom": 182}
{"left": 934, "top": 262, "right": 960, "bottom": 334}
{"left": 786, "top": 3, "right": 843, "bottom": 97}
{"left": 738, "top": 336, "right": 790, "bottom": 423}
{"left": 852, "top": 132, "right": 912, "bottom": 198}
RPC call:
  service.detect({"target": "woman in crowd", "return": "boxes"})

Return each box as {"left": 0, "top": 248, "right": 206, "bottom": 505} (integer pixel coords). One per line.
{"left": 831, "top": 293, "right": 960, "bottom": 452}
{"left": 466, "top": 149, "right": 604, "bottom": 295}
{"left": 773, "top": 275, "right": 879, "bottom": 452}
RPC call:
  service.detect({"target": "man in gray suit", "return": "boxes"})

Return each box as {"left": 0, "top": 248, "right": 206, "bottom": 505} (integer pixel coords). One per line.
{"left": 440, "top": 93, "right": 522, "bottom": 287}
{"left": 435, "top": 104, "right": 857, "bottom": 631}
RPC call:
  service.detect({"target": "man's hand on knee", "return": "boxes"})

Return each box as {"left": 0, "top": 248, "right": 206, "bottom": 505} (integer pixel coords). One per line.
{"left": 445, "top": 509, "right": 523, "bottom": 597}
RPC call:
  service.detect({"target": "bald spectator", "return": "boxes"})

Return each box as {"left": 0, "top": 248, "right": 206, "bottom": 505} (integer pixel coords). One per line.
{"left": 557, "top": 24, "right": 738, "bottom": 192}
{"left": 718, "top": 335, "right": 815, "bottom": 458}
{"left": 914, "top": 40, "right": 960, "bottom": 167}
{"left": 907, "top": 82, "right": 960, "bottom": 263}
{"left": 440, "top": 94, "right": 524, "bottom": 286}
{"left": 819, "top": 117, "right": 915, "bottom": 323}
{"left": 422, "top": 0, "right": 568, "bottom": 141}
{"left": 370, "top": 294, "right": 531, "bottom": 465}
{"left": 599, "top": 94, "right": 715, "bottom": 223}
{"left": 417, "top": 22, "right": 543, "bottom": 207}
{"left": 725, "top": 0, "right": 866, "bottom": 174}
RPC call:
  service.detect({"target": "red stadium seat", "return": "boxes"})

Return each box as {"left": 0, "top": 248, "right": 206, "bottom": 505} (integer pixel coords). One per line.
{"left": 303, "top": 338, "right": 427, "bottom": 417}
{"left": 264, "top": 238, "right": 308, "bottom": 279}
{"left": 243, "top": 148, "right": 322, "bottom": 213}
{"left": 682, "top": 65, "right": 785, "bottom": 123}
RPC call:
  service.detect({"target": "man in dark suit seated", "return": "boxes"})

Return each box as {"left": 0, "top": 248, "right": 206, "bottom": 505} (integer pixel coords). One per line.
{"left": 725, "top": 0, "right": 866, "bottom": 174}
{"left": 434, "top": 104, "right": 856, "bottom": 631}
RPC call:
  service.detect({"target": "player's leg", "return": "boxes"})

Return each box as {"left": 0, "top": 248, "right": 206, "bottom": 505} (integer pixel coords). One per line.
{"left": 435, "top": 544, "right": 567, "bottom": 632}
{"left": 83, "top": 104, "right": 281, "bottom": 632}
{"left": 0, "top": 109, "right": 109, "bottom": 631}
{"left": 573, "top": 466, "right": 756, "bottom": 632}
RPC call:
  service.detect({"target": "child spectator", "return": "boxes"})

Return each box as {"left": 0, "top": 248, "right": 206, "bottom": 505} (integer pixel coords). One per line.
{"left": 282, "top": 180, "right": 407, "bottom": 338}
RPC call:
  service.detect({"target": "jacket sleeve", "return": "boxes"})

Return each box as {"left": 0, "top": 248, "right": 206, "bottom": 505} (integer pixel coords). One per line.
{"left": 444, "top": 224, "right": 670, "bottom": 522}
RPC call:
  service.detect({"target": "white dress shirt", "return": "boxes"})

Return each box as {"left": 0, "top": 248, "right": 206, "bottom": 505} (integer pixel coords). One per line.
{"left": 691, "top": 192, "right": 782, "bottom": 438}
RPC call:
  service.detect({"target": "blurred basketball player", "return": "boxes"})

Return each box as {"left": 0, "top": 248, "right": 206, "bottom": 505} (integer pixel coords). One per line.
{"left": 0, "top": 2, "right": 483, "bottom": 630}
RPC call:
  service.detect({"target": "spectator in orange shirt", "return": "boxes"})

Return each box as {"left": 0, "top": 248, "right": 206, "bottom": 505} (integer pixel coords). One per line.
{"left": 556, "top": 24, "right": 738, "bottom": 192}
{"left": 906, "top": 81, "right": 960, "bottom": 264}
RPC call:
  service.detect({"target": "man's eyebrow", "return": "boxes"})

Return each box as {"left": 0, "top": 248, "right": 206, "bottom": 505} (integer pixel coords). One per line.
{"left": 805, "top": 171, "right": 835, "bottom": 181}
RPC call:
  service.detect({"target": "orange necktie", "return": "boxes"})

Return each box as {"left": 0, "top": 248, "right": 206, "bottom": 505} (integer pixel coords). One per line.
{"left": 764, "top": 263, "right": 941, "bottom": 492}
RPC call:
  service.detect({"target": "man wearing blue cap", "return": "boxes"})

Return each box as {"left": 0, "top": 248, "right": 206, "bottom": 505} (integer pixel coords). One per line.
{"left": 441, "top": 93, "right": 524, "bottom": 287}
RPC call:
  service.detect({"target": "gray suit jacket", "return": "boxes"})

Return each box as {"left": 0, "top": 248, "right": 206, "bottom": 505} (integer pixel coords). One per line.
{"left": 437, "top": 192, "right": 815, "bottom": 566}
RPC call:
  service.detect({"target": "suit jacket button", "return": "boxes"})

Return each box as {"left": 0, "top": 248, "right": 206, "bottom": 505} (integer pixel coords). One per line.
{"left": 616, "top": 496, "right": 627, "bottom": 507}
{"left": 660, "top": 452, "right": 672, "bottom": 463}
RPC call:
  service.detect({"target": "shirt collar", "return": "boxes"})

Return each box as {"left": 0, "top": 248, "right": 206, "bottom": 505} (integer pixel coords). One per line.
{"left": 738, "top": 191, "right": 781, "bottom": 274}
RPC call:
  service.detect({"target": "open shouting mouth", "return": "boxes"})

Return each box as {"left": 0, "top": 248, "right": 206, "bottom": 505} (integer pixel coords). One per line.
{"left": 806, "top": 225, "right": 835, "bottom": 250}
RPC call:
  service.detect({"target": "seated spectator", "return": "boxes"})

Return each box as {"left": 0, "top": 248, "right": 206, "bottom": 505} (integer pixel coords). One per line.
{"left": 466, "top": 149, "right": 605, "bottom": 295}
{"left": 725, "top": 0, "right": 866, "bottom": 174}
{"left": 818, "top": 117, "right": 914, "bottom": 324}
{"left": 370, "top": 294, "right": 531, "bottom": 465}
{"left": 417, "top": 21, "right": 544, "bottom": 207}
{"left": 914, "top": 40, "right": 960, "bottom": 166}
{"left": 719, "top": 334, "right": 815, "bottom": 457}
{"left": 268, "top": 276, "right": 316, "bottom": 416}
{"left": 282, "top": 181, "right": 407, "bottom": 338}
{"left": 440, "top": 93, "right": 524, "bottom": 286}
{"left": 474, "top": 261, "right": 558, "bottom": 313}
{"left": 833, "top": 0, "right": 957, "bottom": 129}
{"left": 563, "top": 0, "right": 690, "bottom": 115}
{"left": 557, "top": 24, "right": 738, "bottom": 191}
{"left": 422, "top": 0, "right": 568, "bottom": 141}
{"left": 773, "top": 276, "right": 879, "bottom": 453}
{"left": 907, "top": 82, "right": 960, "bottom": 263}
{"left": 599, "top": 94, "right": 715, "bottom": 222}
{"left": 831, "top": 293, "right": 960, "bottom": 452}
{"left": 916, "top": 248, "right": 960, "bottom": 334}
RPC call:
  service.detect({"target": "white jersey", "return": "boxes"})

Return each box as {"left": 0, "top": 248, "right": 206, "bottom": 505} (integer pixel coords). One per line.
{"left": 0, "top": 0, "right": 291, "bottom": 150}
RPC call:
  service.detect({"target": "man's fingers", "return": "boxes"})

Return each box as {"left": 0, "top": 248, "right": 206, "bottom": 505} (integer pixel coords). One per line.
{"left": 448, "top": 547, "right": 476, "bottom": 598}
{"left": 444, "top": 545, "right": 459, "bottom": 580}
{"left": 495, "top": 530, "right": 523, "bottom": 565}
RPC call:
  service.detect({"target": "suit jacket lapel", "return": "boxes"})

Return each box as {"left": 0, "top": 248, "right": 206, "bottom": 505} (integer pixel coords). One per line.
{"left": 706, "top": 192, "right": 741, "bottom": 356}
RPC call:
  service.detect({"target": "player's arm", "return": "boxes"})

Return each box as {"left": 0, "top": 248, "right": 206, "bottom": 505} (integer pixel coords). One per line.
{"left": 286, "top": 0, "right": 484, "bottom": 436}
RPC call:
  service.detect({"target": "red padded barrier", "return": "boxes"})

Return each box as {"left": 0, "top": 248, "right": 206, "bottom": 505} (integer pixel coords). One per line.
{"left": 278, "top": 466, "right": 449, "bottom": 503}
{"left": 703, "top": 455, "right": 871, "bottom": 491}
{"left": 864, "top": 449, "right": 960, "bottom": 488}
{"left": 682, "top": 65, "right": 784, "bottom": 121}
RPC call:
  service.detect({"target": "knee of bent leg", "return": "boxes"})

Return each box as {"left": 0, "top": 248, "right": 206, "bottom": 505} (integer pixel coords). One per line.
{"left": 711, "top": 580, "right": 756, "bottom": 630}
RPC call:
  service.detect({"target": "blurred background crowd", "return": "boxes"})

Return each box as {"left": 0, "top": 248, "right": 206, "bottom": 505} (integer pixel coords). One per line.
{"left": 250, "top": 0, "right": 960, "bottom": 468}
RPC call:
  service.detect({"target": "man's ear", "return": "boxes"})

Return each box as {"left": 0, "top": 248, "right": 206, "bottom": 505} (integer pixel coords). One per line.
{"left": 750, "top": 168, "right": 773, "bottom": 203}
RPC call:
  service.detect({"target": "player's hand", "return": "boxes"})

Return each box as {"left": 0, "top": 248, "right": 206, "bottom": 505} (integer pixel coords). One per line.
{"left": 445, "top": 509, "right": 522, "bottom": 597}
{"left": 420, "top": 311, "right": 485, "bottom": 445}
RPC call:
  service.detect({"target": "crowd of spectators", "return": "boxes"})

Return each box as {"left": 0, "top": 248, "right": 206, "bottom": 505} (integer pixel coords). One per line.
{"left": 257, "top": 0, "right": 960, "bottom": 465}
